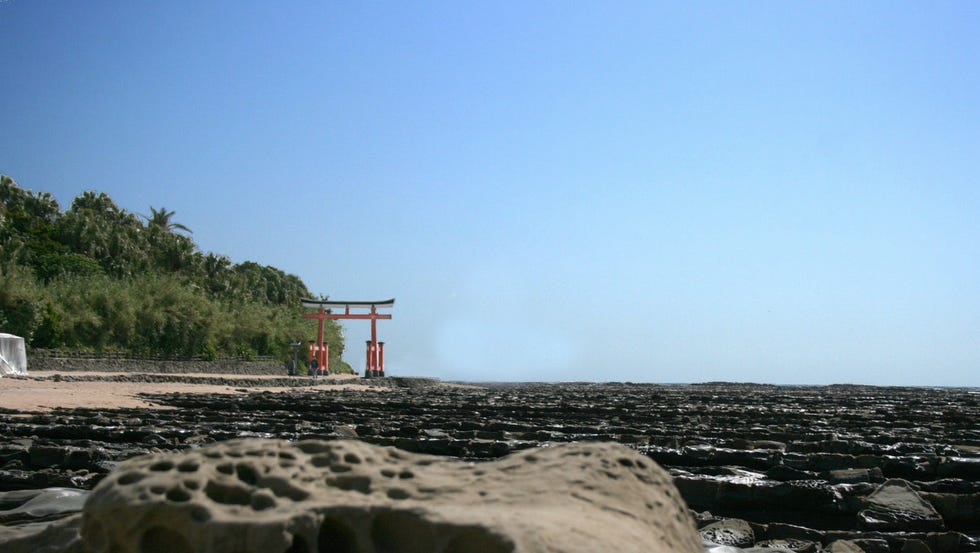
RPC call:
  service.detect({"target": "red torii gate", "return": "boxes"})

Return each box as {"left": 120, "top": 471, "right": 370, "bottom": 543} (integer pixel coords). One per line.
{"left": 301, "top": 298, "right": 394, "bottom": 378}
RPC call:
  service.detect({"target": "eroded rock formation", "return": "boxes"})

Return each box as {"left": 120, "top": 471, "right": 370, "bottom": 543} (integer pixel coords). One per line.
{"left": 78, "top": 439, "right": 701, "bottom": 553}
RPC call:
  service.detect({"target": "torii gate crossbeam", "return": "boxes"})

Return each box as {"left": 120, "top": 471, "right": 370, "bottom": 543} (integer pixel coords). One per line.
{"left": 301, "top": 298, "right": 394, "bottom": 378}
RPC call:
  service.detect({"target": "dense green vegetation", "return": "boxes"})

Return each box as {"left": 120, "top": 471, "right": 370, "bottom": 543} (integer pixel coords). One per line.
{"left": 0, "top": 175, "right": 349, "bottom": 371}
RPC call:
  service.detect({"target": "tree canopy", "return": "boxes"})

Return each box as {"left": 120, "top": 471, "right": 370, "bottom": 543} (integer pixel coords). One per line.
{"left": 0, "top": 175, "right": 347, "bottom": 369}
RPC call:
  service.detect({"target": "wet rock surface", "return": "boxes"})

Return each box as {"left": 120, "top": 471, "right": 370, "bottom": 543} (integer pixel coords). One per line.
{"left": 1, "top": 380, "right": 978, "bottom": 551}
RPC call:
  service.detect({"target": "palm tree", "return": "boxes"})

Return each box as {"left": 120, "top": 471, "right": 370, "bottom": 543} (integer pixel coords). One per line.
{"left": 60, "top": 191, "right": 146, "bottom": 276}
{"left": 141, "top": 207, "right": 192, "bottom": 234}
{"left": 201, "top": 253, "right": 233, "bottom": 296}
{"left": 60, "top": 204, "right": 112, "bottom": 259}
{"left": 72, "top": 191, "right": 119, "bottom": 218}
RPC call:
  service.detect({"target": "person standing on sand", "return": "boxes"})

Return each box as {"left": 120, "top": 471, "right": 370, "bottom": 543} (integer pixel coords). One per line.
{"left": 310, "top": 356, "right": 319, "bottom": 380}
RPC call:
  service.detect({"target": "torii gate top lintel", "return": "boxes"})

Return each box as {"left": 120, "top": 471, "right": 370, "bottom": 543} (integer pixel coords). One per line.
{"left": 300, "top": 298, "right": 395, "bottom": 310}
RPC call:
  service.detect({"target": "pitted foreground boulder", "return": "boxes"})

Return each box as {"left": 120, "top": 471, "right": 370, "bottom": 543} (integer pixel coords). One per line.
{"left": 81, "top": 439, "right": 702, "bottom": 553}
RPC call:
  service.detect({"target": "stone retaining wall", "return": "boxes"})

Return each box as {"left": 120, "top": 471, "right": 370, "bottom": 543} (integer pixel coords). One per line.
{"left": 27, "top": 357, "right": 285, "bottom": 375}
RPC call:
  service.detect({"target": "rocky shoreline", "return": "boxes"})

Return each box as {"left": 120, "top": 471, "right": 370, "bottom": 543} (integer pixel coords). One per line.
{"left": 1, "top": 374, "right": 977, "bottom": 552}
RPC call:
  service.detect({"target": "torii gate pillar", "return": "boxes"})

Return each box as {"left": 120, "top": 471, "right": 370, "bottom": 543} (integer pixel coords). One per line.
{"left": 302, "top": 298, "right": 394, "bottom": 378}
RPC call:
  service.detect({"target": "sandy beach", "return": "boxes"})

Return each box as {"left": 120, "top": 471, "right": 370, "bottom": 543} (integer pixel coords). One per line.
{"left": 0, "top": 371, "right": 371, "bottom": 412}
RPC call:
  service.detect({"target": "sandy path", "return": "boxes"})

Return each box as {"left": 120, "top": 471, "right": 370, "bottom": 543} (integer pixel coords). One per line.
{"left": 0, "top": 372, "right": 372, "bottom": 412}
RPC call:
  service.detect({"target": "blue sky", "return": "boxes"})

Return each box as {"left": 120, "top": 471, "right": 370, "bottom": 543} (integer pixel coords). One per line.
{"left": 2, "top": 2, "right": 978, "bottom": 385}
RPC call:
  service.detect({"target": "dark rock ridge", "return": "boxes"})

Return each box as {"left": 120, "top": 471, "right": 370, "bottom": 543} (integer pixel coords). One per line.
{"left": 1, "top": 381, "right": 978, "bottom": 552}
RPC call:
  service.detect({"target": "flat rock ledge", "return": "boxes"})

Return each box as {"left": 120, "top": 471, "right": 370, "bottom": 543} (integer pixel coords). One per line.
{"left": 5, "top": 439, "right": 702, "bottom": 553}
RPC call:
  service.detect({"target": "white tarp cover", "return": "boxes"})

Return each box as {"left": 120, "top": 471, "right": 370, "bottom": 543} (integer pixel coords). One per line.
{"left": 0, "top": 333, "right": 27, "bottom": 376}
